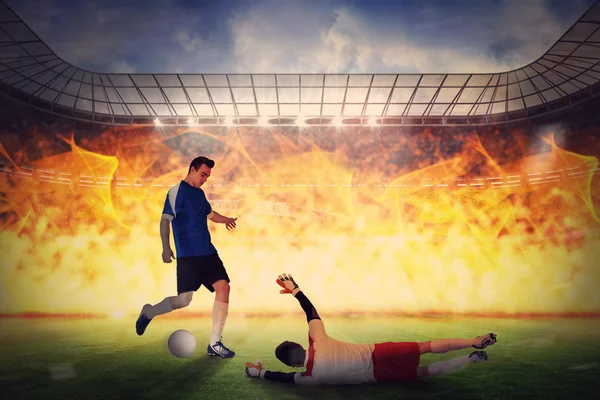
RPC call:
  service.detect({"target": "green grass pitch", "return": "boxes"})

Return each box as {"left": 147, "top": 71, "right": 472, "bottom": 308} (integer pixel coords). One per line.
{"left": 0, "top": 316, "right": 599, "bottom": 400}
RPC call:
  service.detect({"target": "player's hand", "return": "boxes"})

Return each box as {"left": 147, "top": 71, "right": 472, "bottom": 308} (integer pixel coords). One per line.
{"left": 245, "top": 360, "right": 265, "bottom": 378}
{"left": 162, "top": 248, "right": 175, "bottom": 263}
{"left": 225, "top": 217, "right": 237, "bottom": 231}
{"left": 277, "top": 273, "right": 299, "bottom": 295}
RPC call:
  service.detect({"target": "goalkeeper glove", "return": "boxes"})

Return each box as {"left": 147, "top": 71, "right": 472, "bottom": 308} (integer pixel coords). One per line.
{"left": 245, "top": 360, "right": 266, "bottom": 379}
{"left": 277, "top": 273, "right": 300, "bottom": 296}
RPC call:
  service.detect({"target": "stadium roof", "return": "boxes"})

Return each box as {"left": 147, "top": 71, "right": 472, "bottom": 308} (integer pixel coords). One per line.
{"left": 0, "top": 1, "right": 600, "bottom": 127}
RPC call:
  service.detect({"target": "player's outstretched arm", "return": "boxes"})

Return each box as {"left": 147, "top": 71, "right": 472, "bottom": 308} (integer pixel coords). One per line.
{"left": 208, "top": 210, "right": 237, "bottom": 230}
{"left": 245, "top": 361, "right": 296, "bottom": 384}
{"left": 277, "top": 274, "right": 320, "bottom": 323}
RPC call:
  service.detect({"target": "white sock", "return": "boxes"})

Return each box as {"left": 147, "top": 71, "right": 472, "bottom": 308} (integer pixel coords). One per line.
{"left": 426, "top": 354, "right": 484, "bottom": 377}
{"left": 146, "top": 298, "right": 173, "bottom": 319}
{"left": 210, "top": 301, "right": 229, "bottom": 345}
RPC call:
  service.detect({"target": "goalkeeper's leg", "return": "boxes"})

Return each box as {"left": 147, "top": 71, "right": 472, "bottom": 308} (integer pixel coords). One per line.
{"left": 135, "top": 292, "right": 193, "bottom": 336}
{"left": 418, "top": 333, "right": 497, "bottom": 354}
{"left": 417, "top": 351, "right": 488, "bottom": 377}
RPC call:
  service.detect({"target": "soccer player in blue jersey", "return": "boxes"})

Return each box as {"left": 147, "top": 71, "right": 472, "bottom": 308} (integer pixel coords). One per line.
{"left": 135, "top": 156, "right": 238, "bottom": 358}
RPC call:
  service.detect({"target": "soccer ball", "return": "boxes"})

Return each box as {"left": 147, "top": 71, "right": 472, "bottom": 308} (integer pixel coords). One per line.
{"left": 168, "top": 329, "right": 196, "bottom": 358}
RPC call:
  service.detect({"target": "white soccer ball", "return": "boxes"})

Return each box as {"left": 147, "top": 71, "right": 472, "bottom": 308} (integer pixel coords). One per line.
{"left": 168, "top": 329, "right": 197, "bottom": 358}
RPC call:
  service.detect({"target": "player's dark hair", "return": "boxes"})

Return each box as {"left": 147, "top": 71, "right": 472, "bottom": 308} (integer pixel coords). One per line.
{"left": 188, "top": 156, "right": 215, "bottom": 173}
{"left": 275, "top": 341, "right": 304, "bottom": 366}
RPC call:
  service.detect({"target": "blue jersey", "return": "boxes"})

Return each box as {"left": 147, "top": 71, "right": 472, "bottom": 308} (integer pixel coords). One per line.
{"left": 161, "top": 180, "right": 217, "bottom": 257}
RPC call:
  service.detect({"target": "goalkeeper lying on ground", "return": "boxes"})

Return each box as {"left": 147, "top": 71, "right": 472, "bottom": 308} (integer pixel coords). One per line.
{"left": 245, "top": 273, "right": 497, "bottom": 385}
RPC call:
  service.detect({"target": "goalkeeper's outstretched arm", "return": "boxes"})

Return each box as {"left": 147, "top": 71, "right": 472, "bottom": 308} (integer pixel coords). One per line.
{"left": 277, "top": 273, "right": 320, "bottom": 323}
{"left": 294, "top": 291, "right": 320, "bottom": 323}
{"left": 245, "top": 362, "right": 316, "bottom": 385}
{"left": 262, "top": 371, "right": 317, "bottom": 385}
{"left": 263, "top": 371, "right": 296, "bottom": 383}
{"left": 248, "top": 370, "right": 317, "bottom": 385}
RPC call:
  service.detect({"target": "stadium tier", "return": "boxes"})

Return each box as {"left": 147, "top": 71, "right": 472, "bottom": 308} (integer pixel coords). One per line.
{"left": 0, "top": 0, "right": 600, "bottom": 127}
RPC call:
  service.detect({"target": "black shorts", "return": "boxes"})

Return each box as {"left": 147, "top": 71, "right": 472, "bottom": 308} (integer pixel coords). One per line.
{"left": 176, "top": 253, "right": 230, "bottom": 294}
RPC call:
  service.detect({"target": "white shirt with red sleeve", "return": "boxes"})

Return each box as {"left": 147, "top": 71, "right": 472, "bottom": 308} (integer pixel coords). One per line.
{"left": 293, "top": 319, "right": 376, "bottom": 385}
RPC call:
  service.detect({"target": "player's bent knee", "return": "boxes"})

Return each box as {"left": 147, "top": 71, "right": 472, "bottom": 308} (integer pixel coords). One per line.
{"left": 416, "top": 366, "right": 429, "bottom": 378}
{"left": 172, "top": 292, "right": 193, "bottom": 309}
{"left": 213, "top": 280, "right": 230, "bottom": 293}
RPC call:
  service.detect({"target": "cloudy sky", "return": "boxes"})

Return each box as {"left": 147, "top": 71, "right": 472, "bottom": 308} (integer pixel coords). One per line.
{"left": 5, "top": 0, "right": 597, "bottom": 74}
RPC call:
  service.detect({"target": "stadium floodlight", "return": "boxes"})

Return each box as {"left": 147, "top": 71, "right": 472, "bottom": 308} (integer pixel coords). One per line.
{"left": 258, "top": 116, "right": 270, "bottom": 126}
{"left": 332, "top": 116, "right": 343, "bottom": 126}
{"left": 223, "top": 117, "right": 234, "bottom": 126}
{"left": 153, "top": 118, "right": 162, "bottom": 126}
{"left": 368, "top": 117, "right": 378, "bottom": 126}
{"left": 187, "top": 118, "right": 196, "bottom": 126}
{"left": 296, "top": 115, "right": 306, "bottom": 127}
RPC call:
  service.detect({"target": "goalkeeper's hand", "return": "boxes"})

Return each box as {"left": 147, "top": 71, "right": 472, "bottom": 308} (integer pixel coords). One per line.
{"left": 277, "top": 273, "right": 300, "bottom": 295}
{"left": 245, "top": 360, "right": 266, "bottom": 379}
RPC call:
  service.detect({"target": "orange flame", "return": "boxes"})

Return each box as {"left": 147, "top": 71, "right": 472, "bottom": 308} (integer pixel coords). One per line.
{"left": 0, "top": 125, "right": 599, "bottom": 317}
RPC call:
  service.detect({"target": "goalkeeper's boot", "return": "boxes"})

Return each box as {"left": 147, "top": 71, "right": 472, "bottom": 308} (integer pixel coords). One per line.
{"left": 472, "top": 333, "right": 497, "bottom": 349}
{"left": 207, "top": 338, "right": 236, "bottom": 358}
{"left": 469, "top": 350, "right": 488, "bottom": 362}
{"left": 135, "top": 304, "right": 152, "bottom": 336}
